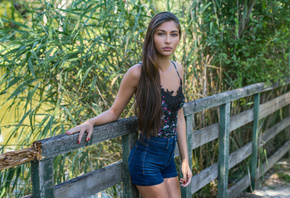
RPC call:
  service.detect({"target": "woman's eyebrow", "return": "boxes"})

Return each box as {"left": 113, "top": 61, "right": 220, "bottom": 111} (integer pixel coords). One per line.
{"left": 156, "top": 29, "right": 179, "bottom": 33}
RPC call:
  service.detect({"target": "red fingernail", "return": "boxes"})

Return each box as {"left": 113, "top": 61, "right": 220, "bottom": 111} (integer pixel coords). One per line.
{"left": 77, "top": 141, "right": 80, "bottom": 144}
{"left": 87, "top": 138, "right": 89, "bottom": 141}
{"left": 183, "top": 181, "right": 186, "bottom": 184}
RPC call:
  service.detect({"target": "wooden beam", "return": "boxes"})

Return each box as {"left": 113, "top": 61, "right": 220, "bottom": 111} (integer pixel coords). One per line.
{"left": 251, "top": 93, "right": 260, "bottom": 190}
{"left": 258, "top": 140, "right": 290, "bottom": 178}
{"left": 0, "top": 142, "right": 42, "bottom": 171}
{"left": 190, "top": 92, "right": 290, "bottom": 150}
{"left": 183, "top": 78, "right": 290, "bottom": 116}
{"left": 227, "top": 174, "right": 250, "bottom": 198}
{"left": 122, "top": 133, "right": 139, "bottom": 198}
{"left": 191, "top": 163, "right": 218, "bottom": 194}
{"left": 259, "top": 92, "right": 290, "bottom": 119}
{"left": 181, "top": 114, "right": 194, "bottom": 198}
{"left": 218, "top": 102, "right": 230, "bottom": 198}
{"left": 54, "top": 161, "right": 123, "bottom": 197}
{"left": 259, "top": 116, "right": 290, "bottom": 147}
{"left": 227, "top": 140, "right": 290, "bottom": 198}
{"left": 31, "top": 158, "right": 55, "bottom": 198}
{"left": 190, "top": 115, "right": 290, "bottom": 194}
{"left": 38, "top": 117, "right": 138, "bottom": 159}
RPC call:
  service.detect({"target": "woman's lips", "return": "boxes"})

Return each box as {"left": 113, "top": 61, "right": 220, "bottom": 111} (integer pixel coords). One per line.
{"left": 163, "top": 47, "right": 172, "bottom": 51}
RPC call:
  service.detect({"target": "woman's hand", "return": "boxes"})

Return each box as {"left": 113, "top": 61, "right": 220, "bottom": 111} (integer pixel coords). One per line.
{"left": 65, "top": 120, "right": 94, "bottom": 144}
{"left": 179, "top": 160, "right": 192, "bottom": 187}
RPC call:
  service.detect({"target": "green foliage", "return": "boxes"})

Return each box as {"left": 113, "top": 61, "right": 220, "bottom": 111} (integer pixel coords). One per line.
{"left": 0, "top": 0, "right": 289, "bottom": 197}
{"left": 278, "top": 172, "right": 290, "bottom": 183}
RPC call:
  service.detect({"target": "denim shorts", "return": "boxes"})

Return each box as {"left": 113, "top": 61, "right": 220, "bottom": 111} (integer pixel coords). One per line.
{"left": 128, "top": 134, "right": 178, "bottom": 186}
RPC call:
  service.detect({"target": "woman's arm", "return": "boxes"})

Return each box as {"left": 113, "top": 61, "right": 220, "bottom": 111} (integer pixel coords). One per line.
{"left": 177, "top": 108, "right": 192, "bottom": 187}
{"left": 175, "top": 62, "right": 192, "bottom": 187}
{"left": 66, "top": 64, "right": 141, "bottom": 143}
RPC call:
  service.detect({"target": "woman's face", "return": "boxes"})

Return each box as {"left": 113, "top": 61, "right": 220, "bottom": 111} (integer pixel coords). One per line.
{"left": 153, "top": 20, "right": 180, "bottom": 57}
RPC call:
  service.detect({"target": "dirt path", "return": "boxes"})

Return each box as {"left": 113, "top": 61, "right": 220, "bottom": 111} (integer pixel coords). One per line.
{"left": 239, "top": 158, "right": 290, "bottom": 198}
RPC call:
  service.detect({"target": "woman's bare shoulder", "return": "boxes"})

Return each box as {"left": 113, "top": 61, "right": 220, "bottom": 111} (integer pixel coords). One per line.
{"left": 172, "top": 61, "right": 184, "bottom": 76}
{"left": 122, "top": 63, "right": 142, "bottom": 89}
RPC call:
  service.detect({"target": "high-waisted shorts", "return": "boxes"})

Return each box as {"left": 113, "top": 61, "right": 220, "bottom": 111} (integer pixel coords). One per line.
{"left": 128, "top": 134, "right": 178, "bottom": 186}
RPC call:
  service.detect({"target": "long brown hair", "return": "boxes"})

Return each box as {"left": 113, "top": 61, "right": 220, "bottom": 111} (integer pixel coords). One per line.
{"left": 135, "top": 12, "right": 181, "bottom": 138}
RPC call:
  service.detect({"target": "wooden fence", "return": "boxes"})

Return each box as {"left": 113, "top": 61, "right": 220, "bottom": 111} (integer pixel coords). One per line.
{"left": 1, "top": 79, "right": 290, "bottom": 198}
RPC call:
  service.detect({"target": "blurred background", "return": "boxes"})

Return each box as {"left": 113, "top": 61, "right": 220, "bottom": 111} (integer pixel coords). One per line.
{"left": 0, "top": 0, "right": 289, "bottom": 197}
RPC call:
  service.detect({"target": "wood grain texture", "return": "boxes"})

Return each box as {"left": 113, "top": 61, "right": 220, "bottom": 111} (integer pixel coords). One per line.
{"left": 31, "top": 158, "right": 54, "bottom": 198}
{"left": 259, "top": 92, "right": 290, "bottom": 119}
{"left": 181, "top": 114, "right": 194, "bottom": 198}
{"left": 54, "top": 160, "right": 122, "bottom": 198}
{"left": 190, "top": 114, "right": 289, "bottom": 195}
{"left": 227, "top": 175, "right": 250, "bottom": 198}
{"left": 39, "top": 117, "right": 138, "bottom": 159}
{"left": 259, "top": 116, "right": 290, "bottom": 147}
{"left": 191, "top": 163, "right": 218, "bottom": 194}
{"left": 227, "top": 140, "right": 290, "bottom": 198}
{"left": 122, "top": 133, "right": 139, "bottom": 198}
{"left": 251, "top": 93, "right": 260, "bottom": 190}
{"left": 0, "top": 142, "right": 42, "bottom": 170}
{"left": 190, "top": 92, "right": 290, "bottom": 150}
{"left": 183, "top": 78, "right": 290, "bottom": 116}
{"left": 218, "top": 102, "right": 230, "bottom": 198}
{"left": 258, "top": 140, "right": 290, "bottom": 178}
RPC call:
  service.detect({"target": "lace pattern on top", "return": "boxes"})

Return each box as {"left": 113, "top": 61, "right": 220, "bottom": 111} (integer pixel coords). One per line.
{"left": 157, "top": 61, "right": 185, "bottom": 138}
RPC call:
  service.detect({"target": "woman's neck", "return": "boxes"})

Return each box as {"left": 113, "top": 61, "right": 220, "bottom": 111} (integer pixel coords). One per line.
{"left": 156, "top": 55, "right": 171, "bottom": 72}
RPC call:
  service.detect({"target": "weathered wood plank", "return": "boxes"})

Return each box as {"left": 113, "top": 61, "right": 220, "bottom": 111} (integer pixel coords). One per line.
{"left": 38, "top": 117, "right": 138, "bottom": 159}
{"left": 191, "top": 163, "right": 218, "bottom": 194}
{"left": 54, "top": 160, "right": 122, "bottom": 198}
{"left": 228, "top": 116, "right": 290, "bottom": 170}
{"left": 259, "top": 116, "right": 290, "bottom": 147}
{"left": 218, "top": 102, "right": 231, "bottom": 198}
{"left": 227, "top": 140, "right": 290, "bottom": 198}
{"left": 227, "top": 174, "right": 250, "bottom": 198}
{"left": 181, "top": 114, "right": 194, "bottom": 198}
{"left": 122, "top": 133, "right": 139, "bottom": 198}
{"left": 31, "top": 158, "right": 54, "bottom": 198}
{"left": 191, "top": 115, "right": 287, "bottom": 195}
{"left": 229, "top": 142, "right": 252, "bottom": 169}
{"left": 190, "top": 92, "right": 290, "bottom": 150}
{"left": 184, "top": 84, "right": 261, "bottom": 116}
{"left": 251, "top": 93, "right": 260, "bottom": 190}
{"left": 0, "top": 142, "right": 42, "bottom": 171}
{"left": 183, "top": 78, "right": 290, "bottom": 116}
{"left": 259, "top": 92, "right": 290, "bottom": 119}
{"left": 191, "top": 109, "right": 253, "bottom": 150}
{"left": 191, "top": 129, "right": 251, "bottom": 193}
{"left": 258, "top": 140, "right": 290, "bottom": 178}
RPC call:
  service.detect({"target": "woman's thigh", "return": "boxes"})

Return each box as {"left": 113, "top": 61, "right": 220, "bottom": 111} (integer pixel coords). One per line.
{"left": 164, "top": 176, "right": 181, "bottom": 198}
{"left": 136, "top": 176, "right": 181, "bottom": 198}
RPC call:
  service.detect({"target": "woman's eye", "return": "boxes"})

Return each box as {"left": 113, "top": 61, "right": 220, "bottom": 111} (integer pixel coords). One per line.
{"left": 158, "top": 33, "right": 165, "bottom": 36}
{"left": 172, "top": 34, "right": 178, "bottom": 37}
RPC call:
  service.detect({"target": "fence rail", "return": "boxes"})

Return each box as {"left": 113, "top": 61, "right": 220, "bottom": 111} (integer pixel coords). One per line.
{"left": 1, "top": 78, "right": 290, "bottom": 198}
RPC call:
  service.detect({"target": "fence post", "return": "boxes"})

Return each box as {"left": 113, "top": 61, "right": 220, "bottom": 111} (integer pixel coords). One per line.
{"left": 218, "top": 102, "right": 230, "bottom": 198}
{"left": 122, "top": 132, "right": 139, "bottom": 198}
{"left": 31, "top": 158, "right": 55, "bottom": 198}
{"left": 181, "top": 113, "right": 193, "bottom": 198}
{"left": 251, "top": 93, "right": 260, "bottom": 190}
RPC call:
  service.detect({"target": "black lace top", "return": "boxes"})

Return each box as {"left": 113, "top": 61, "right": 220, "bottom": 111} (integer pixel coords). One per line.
{"left": 157, "top": 60, "right": 185, "bottom": 138}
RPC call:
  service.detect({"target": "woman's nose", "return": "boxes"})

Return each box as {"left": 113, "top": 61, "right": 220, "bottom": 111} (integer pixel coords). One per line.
{"left": 165, "top": 35, "right": 171, "bottom": 43}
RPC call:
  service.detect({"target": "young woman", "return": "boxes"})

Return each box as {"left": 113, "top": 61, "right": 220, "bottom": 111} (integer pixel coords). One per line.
{"left": 66, "top": 12, "right": 192, "bottom": 198}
